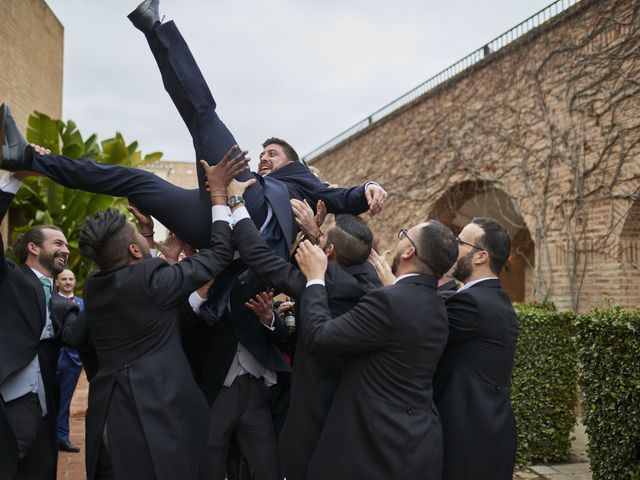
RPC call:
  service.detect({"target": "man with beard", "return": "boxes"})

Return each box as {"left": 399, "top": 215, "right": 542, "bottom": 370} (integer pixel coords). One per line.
{"left": 293, "top": 221, "right": 458, "bottom": 480}
{"left": 0, "top": 172, "right": 70, "bottom": 479}
{"left": 433, "top": 217, "right": 519, "bottom": 480}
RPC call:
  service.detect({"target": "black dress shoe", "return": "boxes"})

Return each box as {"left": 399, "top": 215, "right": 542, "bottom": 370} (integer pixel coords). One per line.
{"left": 58, "top": 440, "right": 81, "bottom": 453}
{"left": 0, "top": 103, "right": 31, "bottom": 172}
{"left": 128, "top": 0, "right": 160, "bottom": 34}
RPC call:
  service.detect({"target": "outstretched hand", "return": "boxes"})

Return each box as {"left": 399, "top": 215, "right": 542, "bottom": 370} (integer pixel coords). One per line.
{"left": 199, "top": 145, "right": 251, "bottom": 194}
{"left": 290, "top": 199, "right": 323, "bottom": 241}
{"left": 365, "top": 183, "right": 388, "bottom": 217}
{"left": 294, "top": 240, "right": 328, "bottom": 281}
{"left": 228, "top": 178, "right": 256, "bottom": 198}
{"left": 245, "top": 290, "right": 275, "bottom": 327}
{"left": 368, "top": 248, "right": 395, "bottom": 286}
{"left": 127, "top": 203, "right": 154, "bottom": 233}
{"left": 157, "top": 233, "right": 186, "bottom": 265}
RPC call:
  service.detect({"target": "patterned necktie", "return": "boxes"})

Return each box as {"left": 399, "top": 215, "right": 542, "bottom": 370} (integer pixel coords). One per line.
{"left": 39, "top": 277, "right": 52, "bottom": 306}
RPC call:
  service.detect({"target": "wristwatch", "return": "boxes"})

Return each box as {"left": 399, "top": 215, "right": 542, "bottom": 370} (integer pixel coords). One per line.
{"left": 228, "top": 195, "right": 245, "bottom": 209}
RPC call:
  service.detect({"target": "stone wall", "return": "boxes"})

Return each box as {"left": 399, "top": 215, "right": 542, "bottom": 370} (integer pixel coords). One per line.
{"left": 310, "top": 0, "right": 640, "bottom": 311}
{"left": 0, "top": 0, "right": 63, "bottom": 248}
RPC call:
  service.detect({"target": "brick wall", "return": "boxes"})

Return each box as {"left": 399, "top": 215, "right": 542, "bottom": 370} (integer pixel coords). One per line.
{"left": 0, "top": 0, "right": 63, "bottom": 248}
{"left": 310, "top": 0, "right": 640, "bottom": 311}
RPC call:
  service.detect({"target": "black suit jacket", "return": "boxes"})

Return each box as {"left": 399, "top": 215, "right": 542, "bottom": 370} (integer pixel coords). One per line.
{"left": 233, "top": 217, "right": 373, "bottom": 480}
{"left": 0, "top": 191, "right": 61, "bottom": 479}
{"left": 300, "top": 274, "right": 448, "bottom": 480}
{"left": 433, "top": 279, "right": 519, "bottom": 480}
{"left": 83, "top": 220, "right": 233, "bottom": 480}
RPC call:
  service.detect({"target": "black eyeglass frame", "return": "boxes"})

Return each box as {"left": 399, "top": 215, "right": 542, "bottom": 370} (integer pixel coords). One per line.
{"left": 455, "top": 236, "right": 485, "bottom": 251}
{"left": 398, "top": 228, "right": 420, "bottom": 257}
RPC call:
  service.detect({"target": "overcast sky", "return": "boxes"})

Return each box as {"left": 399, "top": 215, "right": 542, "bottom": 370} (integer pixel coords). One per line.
{"left": 44, "top": 0, "right": 552, "bottom": 166}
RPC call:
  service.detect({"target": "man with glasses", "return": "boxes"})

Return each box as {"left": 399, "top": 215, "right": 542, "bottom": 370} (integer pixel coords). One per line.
{"left": 434, "top": 217, "right": 519, "bottom": 480}
{"left": 293, "top": 220, "right": 458, "bottom": 480}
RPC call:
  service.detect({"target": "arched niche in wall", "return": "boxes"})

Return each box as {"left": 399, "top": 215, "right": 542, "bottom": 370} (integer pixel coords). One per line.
{"left": 427, "top": 181, "right": 534, "bottom": 302}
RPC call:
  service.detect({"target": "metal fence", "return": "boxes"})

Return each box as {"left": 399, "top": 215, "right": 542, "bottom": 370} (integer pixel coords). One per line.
{"left": 303, "top": 0, "right": 581, "bottom": 162}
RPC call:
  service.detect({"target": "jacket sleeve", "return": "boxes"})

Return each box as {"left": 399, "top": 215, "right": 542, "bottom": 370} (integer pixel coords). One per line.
{"left": 147, "top": 220, "right": 234, "bottom": 307}
{"left": 445, "top": 291, "right": 480, "bottom": 345}
{"left": 61, "top": 310, "right": 91, "bottom": 350}
{"left": 300, "top": 284, "right": 390, "bottom": 355}
{"left": 315, "top": 184, "right": 369, "bottom": 216}
{"left": 234, "top": 217, "right": 305, "bottom": 298}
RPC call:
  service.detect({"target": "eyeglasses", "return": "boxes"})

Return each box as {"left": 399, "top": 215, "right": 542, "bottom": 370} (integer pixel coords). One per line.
{"left": 455, "top": 236, "right": 484, "bottom": 251}
{"left": 398, "top": 228, "right": 420, "bottom": 257}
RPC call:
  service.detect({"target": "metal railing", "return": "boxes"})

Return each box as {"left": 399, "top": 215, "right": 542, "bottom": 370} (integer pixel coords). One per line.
{"left": 303, "top": 0, "right": 581, "bottom": 162}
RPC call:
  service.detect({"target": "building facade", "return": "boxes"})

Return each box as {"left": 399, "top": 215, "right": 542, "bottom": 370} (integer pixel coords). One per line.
{"left": 0, "top": 0, "right": 64, "bottom": 245}
{"left": 309, "top": 0, "right": 640, "bottom": 311}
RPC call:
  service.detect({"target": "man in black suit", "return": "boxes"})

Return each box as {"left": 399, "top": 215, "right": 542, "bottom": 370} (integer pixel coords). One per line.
{"left": 293, "top": 220, "right": 458, "bottom": 480}
{"left": 0, "top": 171, "right": 70, "bottom": 479}
{"left": 433, "top": 217, "right": 518, "bottom": 480}
{"left": 75, "top": 154, "right": 243, "bottom": 480}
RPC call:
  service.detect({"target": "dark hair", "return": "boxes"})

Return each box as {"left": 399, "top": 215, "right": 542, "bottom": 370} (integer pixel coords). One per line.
{"left": 415, "top": 220, "right": 458, "bottom": 277}
{"left": 79, "top": 209, "right": 134, "bottom": 271}
{"left": 326, "top": 215, "right": 373, "bottom": 266}
{"left": 262, "top": 137, "right": 300, "bottom": 163}
{"left": 13, "top": 225, "right": 63, "bottom": 264}
{"left": 472, "top": 217, "right": 511, "bottom": 275}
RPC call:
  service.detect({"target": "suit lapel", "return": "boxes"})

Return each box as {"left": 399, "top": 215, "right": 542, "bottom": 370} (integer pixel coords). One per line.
{"left": 19, "top": 264, "right": 47, "bottom": 330}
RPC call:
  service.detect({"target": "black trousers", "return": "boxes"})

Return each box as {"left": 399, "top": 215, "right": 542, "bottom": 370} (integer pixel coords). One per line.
{"left": 30, "top": 20, "right": 268, "bottom": 249}
{"left": 199, "top": 375, "right": 279, "bottom": 480}
{"left": 2, "top": 393, "right": 57, "bottom": 480}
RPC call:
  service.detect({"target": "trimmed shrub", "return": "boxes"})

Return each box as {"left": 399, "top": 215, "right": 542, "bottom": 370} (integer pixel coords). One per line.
{"left": 575, "top": 306, "right": 640, "bottom": 479}
{"left": 512, "top": 303, "right": 578, "bottom": 465}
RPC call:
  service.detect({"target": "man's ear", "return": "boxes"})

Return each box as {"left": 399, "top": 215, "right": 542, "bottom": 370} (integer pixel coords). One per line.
{"left": 400, "top": 245, "right": 415, "bottom": 261}
{"left": 324, "top": 244, "right": 335, "bottom": 259}
{"left": 473, "top": 250, "right": 489, "bottom": 266}
{"left": 27, "top": 242, "right": 40, "bottom": 257}
{"left": 128, "top": 243, "right": 143, "bottom": 260}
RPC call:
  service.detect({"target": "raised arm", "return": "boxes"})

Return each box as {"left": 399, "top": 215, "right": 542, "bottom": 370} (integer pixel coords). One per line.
{"left": 295, "top": 241, "right": 389, "bottom": 355}
{"left": 226, "top": 178, "right": 307, "bottom": 298}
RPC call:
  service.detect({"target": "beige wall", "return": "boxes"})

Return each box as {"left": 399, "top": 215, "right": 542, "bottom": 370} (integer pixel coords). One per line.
{"left": 0, "top": 0, "right": 63, "bottom": 248}
{"left": 311, "top": 0, "right": 640, "bottom": 311}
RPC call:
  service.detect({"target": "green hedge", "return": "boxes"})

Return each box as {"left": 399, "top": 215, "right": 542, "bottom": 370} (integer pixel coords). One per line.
{"left": 575, "top": 306, "right": 640, "bottom": 479}
{"left": 512, "top": 303, "right": 578, "bottom": 465}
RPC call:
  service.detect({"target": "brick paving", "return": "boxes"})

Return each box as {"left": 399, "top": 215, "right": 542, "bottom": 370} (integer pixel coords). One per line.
{"left": 57, "top": 375, "right": 592, "bottom": 479}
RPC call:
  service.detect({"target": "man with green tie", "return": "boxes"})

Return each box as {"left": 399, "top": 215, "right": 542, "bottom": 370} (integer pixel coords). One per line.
{"left": 0, "top": 171, "right": 70, "bottom": 479}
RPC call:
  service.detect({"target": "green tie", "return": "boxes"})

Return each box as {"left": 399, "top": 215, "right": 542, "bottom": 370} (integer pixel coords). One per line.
{"left": 39, "top": 277, "right": 52, "bottom": 306}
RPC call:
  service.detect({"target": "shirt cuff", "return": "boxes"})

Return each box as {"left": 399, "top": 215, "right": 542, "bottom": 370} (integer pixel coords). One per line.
{"left": 306, "top": 279, "right": 326, "bottom": 288}
{"left": 261, "top": 311, "right": 276, "bottom": 331}
{"left": 364, "top": 181, "right": 379, "bottom": 190}
{"left": 212, "top": 205, "right": 232, "bottom": 225}
{"left": 188, "top": 290, "right": 208, "bottom": 314}
{"left": 232, "top": 205, "right": 251, "bottom": 225}
{"left": 0, "top": 174, "right": 22, "bottom": 194}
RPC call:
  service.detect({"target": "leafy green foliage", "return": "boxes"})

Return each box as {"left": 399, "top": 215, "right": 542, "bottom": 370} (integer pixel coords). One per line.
{"left": 575, "top": 305, "right": 640, "bottom": 479}
{"left": 8, "top": 111, "right": 162, "bottom": 293}
{"left": 512, "top": 303, "right": 578, "bottom": 465}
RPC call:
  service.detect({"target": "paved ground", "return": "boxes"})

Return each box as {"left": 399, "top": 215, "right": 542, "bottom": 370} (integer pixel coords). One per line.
{"left": 58, "top": 375, "right": 592, "bottom": 479}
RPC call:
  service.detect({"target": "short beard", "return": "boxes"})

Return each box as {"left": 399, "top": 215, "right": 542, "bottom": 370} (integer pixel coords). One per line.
{"left": 41, "top": 251, "right": 67, "bottom": 275}
{"left": 391, "top": 250, "right": 401, "bottom": 275}
{"left": 452, "top": 251, "right": 474, "bottom": 283}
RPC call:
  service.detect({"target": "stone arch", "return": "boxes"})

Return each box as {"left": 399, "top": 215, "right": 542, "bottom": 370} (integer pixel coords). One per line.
{"left": 619, "top": 199, "right": 640, "bottom": 307}
{"left": 427, "top": 181, "right": 534, "bottom": 302}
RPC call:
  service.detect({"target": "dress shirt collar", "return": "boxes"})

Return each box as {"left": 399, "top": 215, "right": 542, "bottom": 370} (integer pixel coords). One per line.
{"left": 459, "top": 276, "right": 498, "bottom": 291}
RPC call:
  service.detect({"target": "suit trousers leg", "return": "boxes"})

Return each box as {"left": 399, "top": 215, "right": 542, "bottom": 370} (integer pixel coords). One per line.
{"left": 235, "top": 377, "right": 279, "bottom": 480}
{"left": 56, "top": 352, "right": 82, "bottom": 443}
{"left": 3, "top": 393, "right": 57, "bottom": 480}
{"left": 29, "top": 153, "right": 212, "bottom": 248}
{"left": 199, "top": 382, "right": 241, "bottom": 480}
{"left": 144, "top": 20, "right": 268, "bottom": 230}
